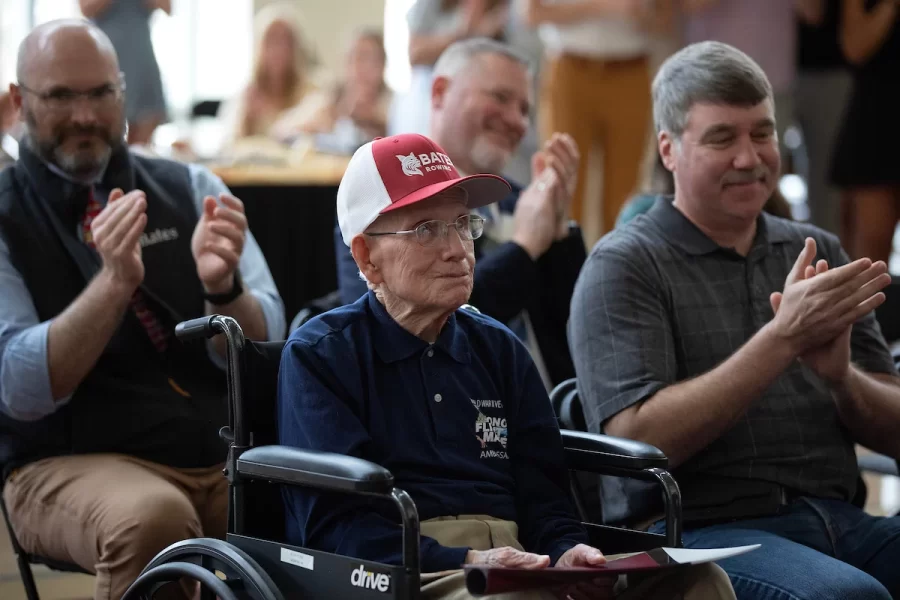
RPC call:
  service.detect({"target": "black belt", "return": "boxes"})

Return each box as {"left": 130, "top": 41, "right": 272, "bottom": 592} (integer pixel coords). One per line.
{"left": 680, "top": 480, "right": 807, "bottom": 529}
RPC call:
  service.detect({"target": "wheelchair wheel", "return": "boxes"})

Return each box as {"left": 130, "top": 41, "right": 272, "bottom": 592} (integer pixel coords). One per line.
{"left": 122, "top": 538, "right": 284, "bottom": 600}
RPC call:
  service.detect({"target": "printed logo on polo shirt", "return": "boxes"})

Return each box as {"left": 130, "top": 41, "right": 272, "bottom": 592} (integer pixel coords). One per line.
{"left": 472, "top": 399, "right": 508, "bottom": 460}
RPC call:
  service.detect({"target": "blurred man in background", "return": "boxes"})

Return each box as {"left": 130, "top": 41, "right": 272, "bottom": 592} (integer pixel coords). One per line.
{"left": 336, "top": 38, "right": 585, "bottom": 388}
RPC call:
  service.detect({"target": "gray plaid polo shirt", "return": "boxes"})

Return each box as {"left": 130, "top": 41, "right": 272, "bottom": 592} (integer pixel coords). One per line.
{"left": 570, "top": 196, "right": 897, "bottom": 522}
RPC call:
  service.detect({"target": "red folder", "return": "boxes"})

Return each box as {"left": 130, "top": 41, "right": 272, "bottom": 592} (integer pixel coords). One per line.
{"left": 464, "top": 544, "right": 759, "bottom": 596}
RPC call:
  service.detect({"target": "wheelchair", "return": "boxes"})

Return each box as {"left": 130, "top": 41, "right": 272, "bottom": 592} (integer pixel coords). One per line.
{"left": 119, "top": 314, "right": 683, "bottom": 599}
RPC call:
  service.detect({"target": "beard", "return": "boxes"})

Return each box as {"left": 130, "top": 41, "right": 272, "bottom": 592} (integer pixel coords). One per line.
{"left": 469, "top": 134, "right": 512, "bottom": 175}
{"left": 24, "top": 107, "right": 125, "bottom": 183}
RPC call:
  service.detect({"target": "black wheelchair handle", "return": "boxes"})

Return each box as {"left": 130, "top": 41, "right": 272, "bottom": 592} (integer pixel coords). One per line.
{"left": 175, "top": 316, "right": 218, "bottom": 341}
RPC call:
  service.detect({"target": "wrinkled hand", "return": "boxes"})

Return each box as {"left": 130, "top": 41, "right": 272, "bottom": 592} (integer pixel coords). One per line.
{"left": 554, "top": 545, "right": 613, "bottom": 600}
{"left": 465, "top": 546, "right": 550, "bottom": 569}
{"left": 191, "top": 193, "right": 247, "bottom": 293}
{"left": 769, "top": 238, "right": 890, "bottom": 382}
{"left": 91, "top": 188, "right": 147, "bottom": 291}
{"left": 555, "top": 544, "right": 606, "bottom": 568}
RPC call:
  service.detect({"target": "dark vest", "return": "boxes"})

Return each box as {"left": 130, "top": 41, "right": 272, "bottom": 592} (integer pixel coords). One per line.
{"left": 0, "top": 144, "right": 228, "bottom": 474}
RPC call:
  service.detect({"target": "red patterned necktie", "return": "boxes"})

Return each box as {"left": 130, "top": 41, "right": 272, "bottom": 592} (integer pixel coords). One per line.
{"left": 82, "top": 188, "right": 169, "bottom": 352}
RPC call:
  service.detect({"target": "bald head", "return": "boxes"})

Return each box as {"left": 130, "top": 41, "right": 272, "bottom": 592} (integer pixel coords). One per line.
{"left": 11, "top": 19, "right": 126, "bottom": 183}
{"left": 17, "top": 19, "right": 118, "bottom": 85}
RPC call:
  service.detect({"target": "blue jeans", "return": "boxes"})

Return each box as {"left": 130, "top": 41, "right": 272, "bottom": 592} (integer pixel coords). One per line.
{"left": 649, "top": 497, "right": 900, "bottom": 599}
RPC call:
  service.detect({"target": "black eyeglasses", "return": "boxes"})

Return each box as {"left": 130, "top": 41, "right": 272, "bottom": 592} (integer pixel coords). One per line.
{"left": 366, "top": 214, "right": 485, "bottom": 247}
{"left": 17, "top": 73, "right": 126, "bottom": 112}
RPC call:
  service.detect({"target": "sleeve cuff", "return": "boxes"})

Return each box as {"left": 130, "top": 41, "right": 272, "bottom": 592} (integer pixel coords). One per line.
{"left": 494, "top": 241, "right": 541, "bottom": 285}
{"left": 251, "top": 287, "right": 287, "bottom": 341}
{"left": 421, "top": 543, "right": 470, "bottom": 574}
{"left": 549, "top": 540, "right": 581, "bottom": 567}
{"left": 1, "top": 321, "right": 71, "bottom": 421}
{"left": 543, "top": 228, "right": 587, "bottom": 261}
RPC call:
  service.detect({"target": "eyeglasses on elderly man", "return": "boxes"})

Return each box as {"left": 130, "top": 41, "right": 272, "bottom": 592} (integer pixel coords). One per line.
{"left": 365, "top": 213, "right": 486, "bottom": 247}
{"left": 276, "top": 133, "right": 736, "bottom": 600}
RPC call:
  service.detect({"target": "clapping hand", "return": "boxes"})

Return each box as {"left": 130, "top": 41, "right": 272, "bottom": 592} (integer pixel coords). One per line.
{"left": 769, "top": 238, "right": 890, "bottom": 383}
{"left": 191, "top": 193, "right": 247, "bottom": 294}
{"left": 531, "top": 133, "right": 579, "bottom": 237}
{"left": 91, "top": 188, "right": 147, "bottom": 291}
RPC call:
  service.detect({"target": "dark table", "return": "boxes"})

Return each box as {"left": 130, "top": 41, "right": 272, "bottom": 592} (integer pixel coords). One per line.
{"left": 229, "top": 183, "right": 339, "bottom": 328}
{"left": 215, "top": 154, "right": 349, "bottom": 329}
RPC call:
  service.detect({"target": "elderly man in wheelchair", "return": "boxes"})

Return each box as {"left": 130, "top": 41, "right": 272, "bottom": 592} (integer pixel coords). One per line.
{"left": 124, "top": 134, "right": 736, "bottom": 600}
{"left": 274, "top": 133, "right": 733, "bottom": 600}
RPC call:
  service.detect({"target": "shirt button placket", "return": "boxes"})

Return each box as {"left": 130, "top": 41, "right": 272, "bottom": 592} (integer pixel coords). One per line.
{"left": 422, "top": 347, "right": 454, "bottom": 445}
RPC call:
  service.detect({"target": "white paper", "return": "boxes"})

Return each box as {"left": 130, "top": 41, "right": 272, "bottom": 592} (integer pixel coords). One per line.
{"left": 280, "top": 547, "right": 315, "bottom": 570}
{"left": 662, "top": 544, "right": 761, "bottom": 564}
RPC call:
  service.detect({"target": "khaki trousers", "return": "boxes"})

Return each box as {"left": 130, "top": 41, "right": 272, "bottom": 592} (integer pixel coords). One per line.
{"left": 419, "top": 516, "right": 735, "bottom": 600}
{"left": 3, "top": 453, "right": 228, "bottom": 600}
{"left": 540, "top": 53, "right": 652, "bottom": 247}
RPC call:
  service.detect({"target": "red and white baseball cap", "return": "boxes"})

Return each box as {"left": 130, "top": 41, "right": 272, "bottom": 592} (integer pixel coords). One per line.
{"left": 337, "top": 133, "right": 511, "bottom": 246}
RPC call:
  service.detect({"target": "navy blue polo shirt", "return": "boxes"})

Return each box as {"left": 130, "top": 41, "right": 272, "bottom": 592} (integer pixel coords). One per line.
{"left": 277, "top": 291, "right": 588, "bottom": 572}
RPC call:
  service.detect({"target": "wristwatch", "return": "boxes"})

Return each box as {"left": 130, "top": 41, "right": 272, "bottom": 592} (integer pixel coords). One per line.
{"left": 203, "top": 271, "right": 243, "bottom": 305}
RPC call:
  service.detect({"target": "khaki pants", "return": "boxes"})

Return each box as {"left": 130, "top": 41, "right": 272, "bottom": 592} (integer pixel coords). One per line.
{"left": 419, "top": 516, "right": 735, "bottom": 600}
{"left": 3, "top": 453, "right": 228, "bottom": 600}
{"left": 540, "top": 53, "right": 652, "bottom": 247}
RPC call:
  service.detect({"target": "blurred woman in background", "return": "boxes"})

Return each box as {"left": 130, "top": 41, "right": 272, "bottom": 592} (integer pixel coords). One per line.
{"left": 80, "top": 0, "right": 169, "bottom": 146}
{"left": 831, "top": 0, "right": 900, "bottom": 263}
{"left": 525, "top": 0, "right": 675, "bottom": 247}
{"left": 298, "top": 29, "right": 391, "bottom": 146}
{"left": 218, "top": 2, "right": 327, "bottom": 145}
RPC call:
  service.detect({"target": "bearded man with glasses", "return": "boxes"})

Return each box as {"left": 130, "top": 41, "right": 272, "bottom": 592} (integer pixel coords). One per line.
{"left": 0, "top": 20, "right": 284, "bottom": 600}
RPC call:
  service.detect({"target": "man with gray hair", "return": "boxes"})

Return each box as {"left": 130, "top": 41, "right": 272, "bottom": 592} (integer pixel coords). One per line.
{"left": 335, "top": 38, "right": 586, "bottom": 389}
{"left": 570, "top": 40, "right": 900, "bottom": 599}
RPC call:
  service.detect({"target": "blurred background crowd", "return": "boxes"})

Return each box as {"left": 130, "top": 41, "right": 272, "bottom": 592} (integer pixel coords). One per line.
{"left": 1, "top": 0, "right": 897, "bottom": 259}
{"left": 0, "top": 1, "right": 899, "bottom": 598}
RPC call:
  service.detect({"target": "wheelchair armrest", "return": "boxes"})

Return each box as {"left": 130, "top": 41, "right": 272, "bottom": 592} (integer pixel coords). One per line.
{"left": 561, "top": 430, "right": 668, "bottom": 472}
{"left": 858, "top": 452, "right": 899, "bottom": 477}
{"left": 236, "top": 445, "right": 395, "bottom": 495}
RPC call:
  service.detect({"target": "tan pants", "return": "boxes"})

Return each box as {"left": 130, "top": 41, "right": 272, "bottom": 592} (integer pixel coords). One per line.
{"left": 419, "top": 516, "right": 735, "bottom": 600}
{"left": 3, "top": 453, "right": 228, "bottom": 600}
{"left": 540, "top": 53, "right": 653, "bottom": 247}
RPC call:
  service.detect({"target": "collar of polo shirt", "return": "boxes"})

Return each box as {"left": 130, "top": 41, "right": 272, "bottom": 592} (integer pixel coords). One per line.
{"left": 648, "top": 195, "right": 796, "bottom": 257}
{"left": 366, "top": 292, "right": 470, "bottom": 364}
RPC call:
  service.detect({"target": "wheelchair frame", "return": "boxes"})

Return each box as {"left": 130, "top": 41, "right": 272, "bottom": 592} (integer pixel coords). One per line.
{"left": 119, "top": 314, "right": 684, "bottom": 599}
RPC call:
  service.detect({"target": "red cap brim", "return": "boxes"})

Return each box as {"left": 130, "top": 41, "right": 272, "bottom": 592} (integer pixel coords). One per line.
{"left": 379, "top": 173, "right": 511, "bottom": 215}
